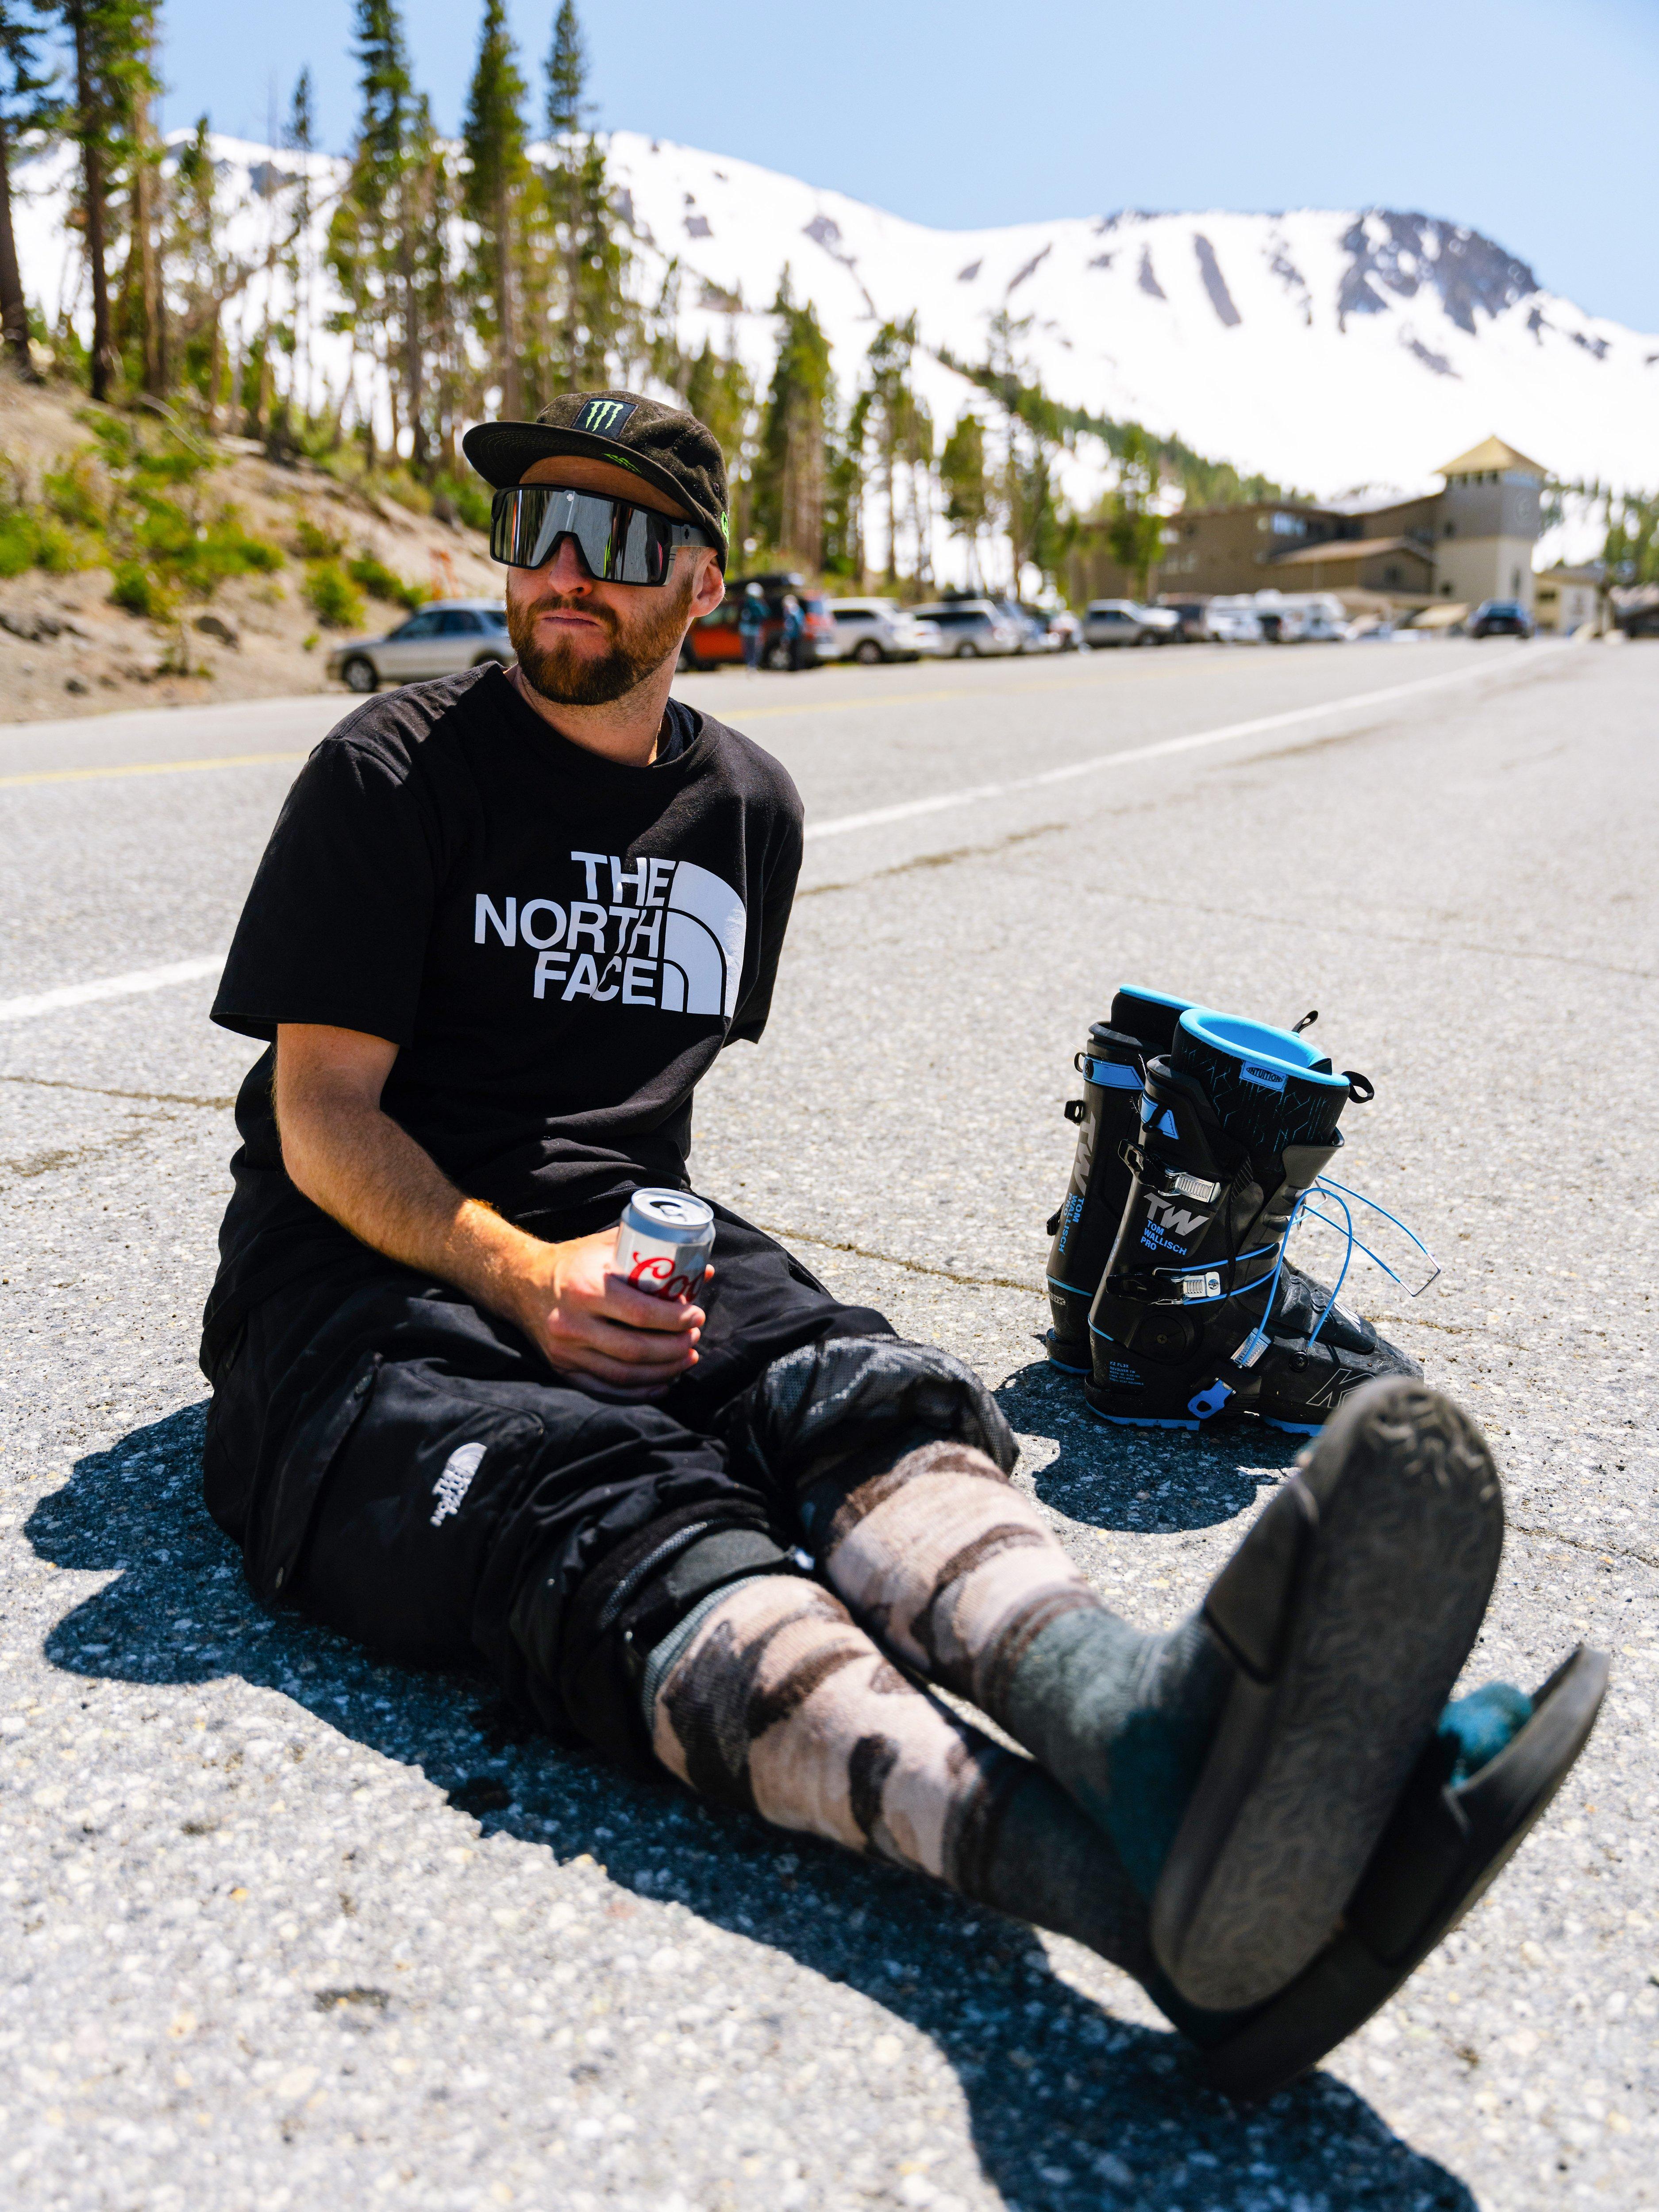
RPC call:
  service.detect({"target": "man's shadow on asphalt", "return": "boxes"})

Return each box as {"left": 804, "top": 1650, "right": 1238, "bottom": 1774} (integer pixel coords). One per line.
{"left": 996, "top": 1357, "right": 1303, "bottom": 1534}
{"left": 27, "top": 1400, "right": 1475, "bottom": 2212}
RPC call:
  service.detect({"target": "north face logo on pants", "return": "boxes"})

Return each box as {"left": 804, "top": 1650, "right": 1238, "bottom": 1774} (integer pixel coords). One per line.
{"left": 431, "top": 1441, "right": 487, "bottom": 1526}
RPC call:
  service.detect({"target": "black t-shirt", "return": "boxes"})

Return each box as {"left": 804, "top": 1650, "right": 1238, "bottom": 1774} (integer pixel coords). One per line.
{"left": 202, "top": 666, "right": 803, "bottom": 1368}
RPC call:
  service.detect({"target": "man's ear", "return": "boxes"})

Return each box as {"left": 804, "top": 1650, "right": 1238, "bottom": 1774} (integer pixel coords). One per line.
{"left": 687, "top": 549, "right": 726, "bottom": 622}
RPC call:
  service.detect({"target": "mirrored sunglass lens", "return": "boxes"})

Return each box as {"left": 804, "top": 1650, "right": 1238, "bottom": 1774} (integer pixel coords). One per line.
{"left": 493, "top": 488, "right": 673, "bottom": 580}
{"left": 620, "top": 506, "right": 664, "bottom": 584}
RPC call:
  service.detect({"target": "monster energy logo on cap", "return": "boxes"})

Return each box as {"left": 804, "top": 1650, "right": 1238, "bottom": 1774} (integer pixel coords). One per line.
{"left": 576, "top": 397, "right": 638, "bottom": 434}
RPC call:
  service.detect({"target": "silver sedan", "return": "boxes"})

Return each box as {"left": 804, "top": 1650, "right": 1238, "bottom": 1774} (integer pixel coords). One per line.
{"left": 327, "top": 599, "right": 515, "bottom": 693}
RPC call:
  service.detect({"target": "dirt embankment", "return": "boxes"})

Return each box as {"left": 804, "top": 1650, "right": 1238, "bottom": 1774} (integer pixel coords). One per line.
{"left": 0, "top": 376, "right": 500, "bottom": 725}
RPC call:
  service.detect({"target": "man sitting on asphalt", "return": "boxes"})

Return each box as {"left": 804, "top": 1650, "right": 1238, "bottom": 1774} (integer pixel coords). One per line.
{"left": 200, "top": 390, "right": 1602, "bottom": 2098}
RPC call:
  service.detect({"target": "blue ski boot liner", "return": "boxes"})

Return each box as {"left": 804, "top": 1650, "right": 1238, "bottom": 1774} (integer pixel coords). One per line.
{"left": 1083, "top": 1008, "right": 1426, "bottom": 1432}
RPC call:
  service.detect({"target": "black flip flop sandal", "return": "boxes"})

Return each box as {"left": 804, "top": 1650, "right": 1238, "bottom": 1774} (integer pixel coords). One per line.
{"left": 1152, "top": 1377, "right": 1506, "bottom": 2012}
{"left": 1193, "top": 1643, "right": 1609, "bottom": 2101}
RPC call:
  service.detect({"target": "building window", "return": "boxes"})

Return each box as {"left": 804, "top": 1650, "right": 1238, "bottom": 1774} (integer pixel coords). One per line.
{"left": 1384, "top": 565, "right": 1402, "bottom": 584}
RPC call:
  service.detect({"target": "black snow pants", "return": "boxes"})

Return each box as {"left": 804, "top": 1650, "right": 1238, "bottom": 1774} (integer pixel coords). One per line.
{"left": 201, "top": 1200, "right": 1010, "bottom": 1772}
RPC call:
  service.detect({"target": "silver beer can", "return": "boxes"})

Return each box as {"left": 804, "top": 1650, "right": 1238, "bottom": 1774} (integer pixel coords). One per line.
{"left": 614, "top": 1189, "right": 716, "bottom": 1301}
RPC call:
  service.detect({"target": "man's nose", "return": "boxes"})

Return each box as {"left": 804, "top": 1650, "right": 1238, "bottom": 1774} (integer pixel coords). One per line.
{"left": 540, "top": 535, "right": 593, "bottom": 592}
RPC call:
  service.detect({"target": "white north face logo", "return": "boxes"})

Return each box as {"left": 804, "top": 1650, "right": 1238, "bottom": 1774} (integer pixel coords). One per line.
{"left": 431, "top": 1441, "right": 487, "bottom": 1527}
{"left": 473, "top": 851, "right": 747, "bottom": 1018}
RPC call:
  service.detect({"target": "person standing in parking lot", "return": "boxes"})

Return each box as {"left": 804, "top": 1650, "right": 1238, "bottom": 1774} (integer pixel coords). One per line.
{"left": 781, "top": 591, "right": 805, "bottom": 671}
{"left": 739, "top": 581, "right": 766, "bottom": 673}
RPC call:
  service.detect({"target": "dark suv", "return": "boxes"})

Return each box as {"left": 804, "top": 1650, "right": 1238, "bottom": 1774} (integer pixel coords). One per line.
{"left": 1467, "top": 599, "right": 1534, "bottom": 639}
{"left": 680, "top": 572, "right": 835, "bottom": 670}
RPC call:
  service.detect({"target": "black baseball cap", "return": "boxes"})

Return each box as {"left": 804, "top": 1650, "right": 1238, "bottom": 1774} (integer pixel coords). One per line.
{"left": 462, "top": 392, "right": 730, "bottom": 569}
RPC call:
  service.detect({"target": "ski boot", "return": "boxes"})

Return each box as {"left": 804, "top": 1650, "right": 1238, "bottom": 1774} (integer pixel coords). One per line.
{"left": 1084, "top": 1008, "right": 1423, "bottom": 1433}
{"left": 1044, "top": 984, "right": 1193, "bottom": 1372}
{"left": 1045, "top": 987, "right": 1410, "bottom": 1394}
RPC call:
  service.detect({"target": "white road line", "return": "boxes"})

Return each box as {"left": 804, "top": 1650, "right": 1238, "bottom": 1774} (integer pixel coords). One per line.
{"left": 801, "top": 644, "right": 1569, "bottom": 841}
{"left": 0, "top": 955, "right": 225, "bottom": 1025}
{"left": 0, "top": 645, "right": 1570, "bottom": 1025}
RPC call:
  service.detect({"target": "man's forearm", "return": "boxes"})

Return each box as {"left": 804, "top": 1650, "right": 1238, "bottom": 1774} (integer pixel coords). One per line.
{"left": 281, "top": 1092, "right": 541, "bottom": 1325}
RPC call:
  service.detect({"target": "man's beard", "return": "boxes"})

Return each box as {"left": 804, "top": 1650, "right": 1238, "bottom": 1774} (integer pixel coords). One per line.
{"left": 508, "top": 572, "right": 695, "bottom": 707}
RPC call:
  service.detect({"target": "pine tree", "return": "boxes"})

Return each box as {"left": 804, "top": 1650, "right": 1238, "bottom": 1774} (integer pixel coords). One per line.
{"left": 462, "top": 0, "right": 527, "bottom": 417}
{"left": 546, "top": 0, "right": 585, "bottom": 138}
{"left": 111, "top": 0, "right": 162, "bottom": 395}
{"left": 0, "top": 1, "right": 57, "bottom": 378}
{"left": 940, "top": 412, "right": 989, "bottom": 585}
{"left": 167, "top": 112, "right": 228, "bottom": 422}
{"left": 865, "top": 317, "right": 919, "bottom": 583}
{"left": 330, "top": 0, "right": 431, "bottom": 469}
{"left": 63, "top": 0, "right": 116, "bottom": 396}
{"left": 1105, "top": 424, "right": 1163, "bottom": 597}
{"left": 753, "top": 272, "right": 833, "bottom": 568}
{"left": 284, "top": 67, "right": 316, "bottom": 429}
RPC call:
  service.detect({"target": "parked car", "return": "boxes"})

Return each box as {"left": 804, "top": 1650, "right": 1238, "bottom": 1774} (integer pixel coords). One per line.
{"left": 1273, "top": 594, "right": 1348, "bottom": 642}
{"left": 1008, "top": 602, "right": 1071, "bottom": 652}
{"left": 1467, "top": 599, "right": 1535, "bottom": 639}
{"left": 1205, "top": 599, "right": 1267, "bottom": 645}
{"left": 819, "top": 598, "right": 944, "bottom": 663}
{"left": 679, "top": 573, "right": 836, "bottom": 670}
{"left": 1082, "top": 599, "right": 1180, "bottom": 648}
{"left": 908, "top": 599, "right": 1025, "bottom": 657}
{"left": 327, "top": 599, "right": 513, "bottom": 692}
{"left": 1161, "top": 600, "right": 1216, "bottom": 642}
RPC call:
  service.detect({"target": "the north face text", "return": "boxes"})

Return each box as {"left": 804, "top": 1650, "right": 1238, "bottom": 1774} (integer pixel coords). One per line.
{"left": 473, "top": 849, "right": 746, "bottom": 1018}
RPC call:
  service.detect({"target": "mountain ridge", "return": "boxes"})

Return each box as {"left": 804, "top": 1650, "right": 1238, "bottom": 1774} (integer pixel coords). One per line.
{"left": 12, "top": 129, "right": 1654, "bottom": 538}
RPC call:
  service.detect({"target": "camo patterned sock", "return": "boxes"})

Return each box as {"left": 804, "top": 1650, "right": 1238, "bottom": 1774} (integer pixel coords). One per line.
{"left": 643, "top": 1573, "right": 1155, "bottom": 1977}
{"left": 804, "top": 1439, "right": 1231, "bottom": 1898}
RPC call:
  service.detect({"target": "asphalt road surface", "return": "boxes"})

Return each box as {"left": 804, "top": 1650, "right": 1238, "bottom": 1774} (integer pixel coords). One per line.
{"left": 2, "top": 637, "right": 1655, "bottom": 2212}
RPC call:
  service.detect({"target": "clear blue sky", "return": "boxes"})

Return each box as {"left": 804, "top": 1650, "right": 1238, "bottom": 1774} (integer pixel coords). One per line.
{"left": 149, "top": 0, "right": 1659, "bottom": 332}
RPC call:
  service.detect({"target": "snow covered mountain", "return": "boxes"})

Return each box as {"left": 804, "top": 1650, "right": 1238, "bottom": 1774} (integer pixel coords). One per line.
{"left": 611, "top": 134, "right": 1658, "bottom": 508}
{"left": 12, "top": 127, "right": 1655, "bottom": 541}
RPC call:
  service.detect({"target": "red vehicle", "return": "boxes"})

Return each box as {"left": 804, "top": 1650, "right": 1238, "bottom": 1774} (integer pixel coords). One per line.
{"left": 678, "top": 572, "right": 834, "bottom": 670}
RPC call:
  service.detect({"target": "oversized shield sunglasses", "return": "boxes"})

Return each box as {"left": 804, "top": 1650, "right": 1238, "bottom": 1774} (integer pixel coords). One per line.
{"left": 489, "top": 484, "right": 711, "bottom": 583}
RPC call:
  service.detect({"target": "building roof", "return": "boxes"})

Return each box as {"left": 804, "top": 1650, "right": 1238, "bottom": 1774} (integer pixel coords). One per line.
{"left": 1437, "top": 434, "right": 1547, "bottom": 480}
{"left": 1270, "top": 536, "right": 1434, "bottom": 568}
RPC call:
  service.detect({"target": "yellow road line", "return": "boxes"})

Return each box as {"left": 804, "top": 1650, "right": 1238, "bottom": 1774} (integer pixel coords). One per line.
{"left": 0, "top": 748, "right": 310, "bottom": 790}
{"left": 0, "top": 643, "right": 1549, "bottom": 785}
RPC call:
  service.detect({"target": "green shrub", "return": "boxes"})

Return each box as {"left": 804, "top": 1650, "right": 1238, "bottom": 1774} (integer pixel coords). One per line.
{"left": 294, "top": 512, "right": 343, "bottom": 560}
{"left": 432, "top": 470, "right": 493, "bottom": 534}
{"left": 43, "top": 451, "right": 111, "bottom": 531}
{"left": 192, "top": 509, "right": 283, "bottom": 586}
{"left": 346, "top": 549, "right": 425, "bottom": 610}
{"left": 110, "top": 560, "right": 174, "bottom": 619}
{"left": 374, "top": 468, "right": 431, "bottom": 517}
{"left": 0, "top": 511, "right": 35, "bottom": 577}
{"left": 32, "top": 518, "right": 88, "bottom": 574}
{"left": 304, "top": 560, "right": 366, "bottom": 629}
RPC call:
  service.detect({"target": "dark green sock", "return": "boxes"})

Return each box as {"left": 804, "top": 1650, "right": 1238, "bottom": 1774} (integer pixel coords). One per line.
{"left": 994, "top": 1610, "right": 1232, "bottom": 1901}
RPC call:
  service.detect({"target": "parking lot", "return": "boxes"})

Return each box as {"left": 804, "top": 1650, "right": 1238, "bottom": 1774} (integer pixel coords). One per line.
{"left": 2, "top": 635, "right": 1655, "bottom": 2211}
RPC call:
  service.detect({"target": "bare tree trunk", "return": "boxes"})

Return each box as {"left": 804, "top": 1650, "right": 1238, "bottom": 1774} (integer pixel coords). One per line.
{"left": 204, "top": 306, "right": 221, "bottom": 432}
{"left": 134, "top": 100, "right": 162, "bottom": 394}
{"left": 70, "top": 3, "right": 116, "bottom": 401}
{"left": 0, "top": 116, "right": 38, "bottom": 379}
{"left": 883, "top": 441, "right": 897, "bottom": 586}
{"left": 495, "top": 174, "right": 519, "bottom": 417}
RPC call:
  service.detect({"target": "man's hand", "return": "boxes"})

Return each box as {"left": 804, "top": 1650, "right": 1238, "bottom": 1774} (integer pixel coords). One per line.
{"left": 274, "top": 1025, "right": 707, "bottom": 1401}
{"left": 507, "top": 1227, "right": 709, "bottom": 1400}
